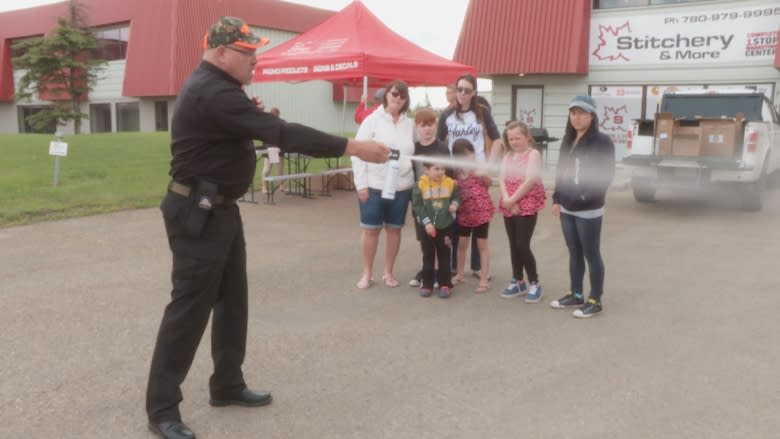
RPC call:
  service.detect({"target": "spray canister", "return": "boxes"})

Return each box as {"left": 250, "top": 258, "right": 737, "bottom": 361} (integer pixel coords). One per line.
{"left": 381, "top": 149, "right": 401, "bottom": 200}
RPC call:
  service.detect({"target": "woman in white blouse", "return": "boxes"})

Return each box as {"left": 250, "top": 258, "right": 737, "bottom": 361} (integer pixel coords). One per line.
{"left": 351, "top": 80, "right": 416, "bottom": 289}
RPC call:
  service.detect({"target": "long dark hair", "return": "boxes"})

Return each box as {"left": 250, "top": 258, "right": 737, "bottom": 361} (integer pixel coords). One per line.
{"left": 560, "top": 109, "right": 600, "bottom": 154}
{"left": 454, "top": 73, "right": 487, "bottom": 124}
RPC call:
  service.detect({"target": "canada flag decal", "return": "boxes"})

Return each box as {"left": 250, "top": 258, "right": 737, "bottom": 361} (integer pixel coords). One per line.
{"left": 592, "top": 21, "right": 632, "bottom": 61}
{"left": 600, "top": 105, "right": 628, "bottom": 133}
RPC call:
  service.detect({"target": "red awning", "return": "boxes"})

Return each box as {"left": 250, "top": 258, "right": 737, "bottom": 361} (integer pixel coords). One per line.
{"left": 454, "top": 0, "right": 591, "bottom": 75}
{"left": 253, "top": 1, "right": 475, "bottom": 86}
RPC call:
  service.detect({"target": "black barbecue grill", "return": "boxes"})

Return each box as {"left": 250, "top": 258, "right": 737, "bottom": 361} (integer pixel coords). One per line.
{"left": 529, "top": 127, "right": 558, "bottom": 166}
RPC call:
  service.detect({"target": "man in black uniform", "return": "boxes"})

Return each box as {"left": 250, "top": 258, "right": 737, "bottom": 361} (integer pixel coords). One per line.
{"left": 146, "top": 16, "right": 390, "bottom": 439}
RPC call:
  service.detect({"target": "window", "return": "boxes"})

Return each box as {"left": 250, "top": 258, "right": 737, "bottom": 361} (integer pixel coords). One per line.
{"left": 10, "top": 36, "right": 44, "bottom": 66}
{"left": 594, "top": 0, "right": 708, "bottom": 8}
{"left": 649, "top": 0, "right": 701, "bottom": 4}
{"left": 595, "top": 0, "right": 646, "bottom": 8}
{"left": 91, "top": 24, "right": 130, "bottom": 61}
{"left": 90, "top": 103, "right": 112, "bottom": 133}
{"left": 590, "top": 85, "right": 644, "bottom": 159}
{"left": 154, "top": 101, "right": 169, "bottom": 131}
{"left": 116, "top": 102, "right": 139, "bottom": 131}
{"left": 17, "top": 106, "right": 56, "bottom": 134}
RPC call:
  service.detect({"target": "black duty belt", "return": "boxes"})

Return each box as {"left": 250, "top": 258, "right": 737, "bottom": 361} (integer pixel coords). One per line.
{"left": 168, "top": 181, "right": 236, "bottom": 206}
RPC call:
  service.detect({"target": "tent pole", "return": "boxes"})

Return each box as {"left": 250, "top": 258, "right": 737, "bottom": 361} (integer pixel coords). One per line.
{"left": 340, "top": 83, "right": 347, "bottom": 166}
{"left": 363, "top": 75, "right": 368, "bottom": 110}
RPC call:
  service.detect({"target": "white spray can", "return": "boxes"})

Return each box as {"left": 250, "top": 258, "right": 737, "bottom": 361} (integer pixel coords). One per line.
{"left": 381, "top": 149, "right": 400, "bottom": 200}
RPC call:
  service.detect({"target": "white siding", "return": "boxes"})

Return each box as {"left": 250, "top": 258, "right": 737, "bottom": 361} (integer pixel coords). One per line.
{"left": 245, "top": 27, "right": 361, "bottom": 134}
{"left": 90, "top": 60, "right": 126, "bottom": 100}
{"left": 0, "top": 104, "right": 18, "bottom": 132}
{"left": 492, "top": 76, "right": 588, "bottom": 163}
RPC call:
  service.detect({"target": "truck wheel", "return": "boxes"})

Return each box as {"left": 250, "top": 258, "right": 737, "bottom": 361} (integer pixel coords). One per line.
{"left": 741, "top": 169, "right": 766, "bottom": 212}
{"left": 631, "top": 179, "right": 656, "bottom": 203}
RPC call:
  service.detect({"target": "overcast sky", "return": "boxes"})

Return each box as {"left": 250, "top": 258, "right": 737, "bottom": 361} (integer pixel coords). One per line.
{"left": 0, "top": 0, "right": 481, "bottom": 107}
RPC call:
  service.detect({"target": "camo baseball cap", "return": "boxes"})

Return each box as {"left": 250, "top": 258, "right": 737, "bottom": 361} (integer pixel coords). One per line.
{"left": 203, "top": 16, "right": 270, "bottom": 50}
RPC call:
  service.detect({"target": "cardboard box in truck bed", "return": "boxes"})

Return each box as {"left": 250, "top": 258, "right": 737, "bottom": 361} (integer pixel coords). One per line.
{"left": 672, "top": 123, "right": 701, "bottom": 156}
{"left": 654, "top": 112, "right": 743, "bottom": 157}
{"left": 699, "top": 114, "right": 744, "bottom": 157}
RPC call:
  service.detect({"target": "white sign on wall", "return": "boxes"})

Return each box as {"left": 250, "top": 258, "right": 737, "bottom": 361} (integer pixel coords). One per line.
{"left": 590, "top": 4, "right": 779, "bottom": 66}
{"left": 514, "top": 87, "right": 543, "bottom": 128}
{"left": 591, "top": 86, "right": 643, "bottom": 159}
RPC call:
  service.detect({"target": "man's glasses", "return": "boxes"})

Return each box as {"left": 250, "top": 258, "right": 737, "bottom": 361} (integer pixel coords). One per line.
{"left": 456, "top": 87, "right": 474, "bottom": 95}
{"left": 390, "top": 90, "right": 407, "bottom": 100}
{"left": 224, "top": 45, "right": 256, "bottom": 58}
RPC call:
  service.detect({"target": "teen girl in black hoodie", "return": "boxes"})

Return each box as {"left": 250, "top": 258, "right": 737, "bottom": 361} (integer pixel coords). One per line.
{"left": 550, "top": 95, "right": 615, "bottom": 318}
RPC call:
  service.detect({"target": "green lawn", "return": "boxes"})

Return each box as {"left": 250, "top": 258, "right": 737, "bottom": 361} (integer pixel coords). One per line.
{"left": 0, "top": 132, "right": 343, "bottom": 228}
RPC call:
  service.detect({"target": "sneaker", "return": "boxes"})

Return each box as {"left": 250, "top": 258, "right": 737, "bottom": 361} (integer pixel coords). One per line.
{"left": 525, "top": 283, "right": 542, "bottom": 303}
{"left": 439, "top": 286, "right": 451, "bottom": 299}
{"left": 409, "top": 270, "right": 423, "bottom": 287}
{"left": 419, "top": 288, "right": 432, "bottom": 298}
{"left": 573, "top": 298, "right": 602, "bottom": 318}
{"left": 500, "top": 278, "right": 527, "bottom": 299}
{"left": 433, "top": 270, "right": 439, "bottom": 289}
{"left": 550, "top": 292, "right": 585, "bottom": 309}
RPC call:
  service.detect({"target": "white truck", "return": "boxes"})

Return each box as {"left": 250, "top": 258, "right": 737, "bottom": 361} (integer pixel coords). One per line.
{"left": 623, "top": 90, "right": 780, "bottom": 211}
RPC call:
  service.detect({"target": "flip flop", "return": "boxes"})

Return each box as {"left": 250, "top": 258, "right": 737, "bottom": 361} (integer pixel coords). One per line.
{"left": 356, "top": 276, "right": 373, "bottom": 289}
{"left": 474, "top": 283, "right": 490, "bottom": 294}
{"left": 382, "top": 274, "right": 400, "bottom": 288}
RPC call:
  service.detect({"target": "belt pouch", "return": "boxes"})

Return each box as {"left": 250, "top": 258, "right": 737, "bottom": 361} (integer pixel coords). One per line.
{"left": 182, "top": 179, "right": 218, "bottom": 237}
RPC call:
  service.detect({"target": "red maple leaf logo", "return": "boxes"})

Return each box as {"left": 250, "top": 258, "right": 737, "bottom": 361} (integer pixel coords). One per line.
{"left": 592, "top": 21, "right": 631, "bottom": 61}
{"left": 600, "top": 105, "right": 628, "bottom": 132}
{"left": 518, "top": 109, "right": 537, "bottom": 127}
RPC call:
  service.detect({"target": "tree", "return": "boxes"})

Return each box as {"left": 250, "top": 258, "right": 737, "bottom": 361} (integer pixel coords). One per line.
{"left": 13, "top": 0, "right": 106, "bottom": 134}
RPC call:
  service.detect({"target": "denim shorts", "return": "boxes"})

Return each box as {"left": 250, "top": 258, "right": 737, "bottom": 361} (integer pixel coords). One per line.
{"left": 359, "top": 188, "right": 411, "bottom": 229}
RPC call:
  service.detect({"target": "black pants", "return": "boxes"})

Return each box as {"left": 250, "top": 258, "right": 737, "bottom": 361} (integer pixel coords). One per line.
{"left": 503, "top": 214, "right": 539, "bottom": 284}
{"left": 146, "top": 192, "right": 248, "bottom": 423}
{"left": 420, "top": 225, "right": 452, "bottom": 289}
{"left": 450, "top": 222, "right": 481, "bottom": 272}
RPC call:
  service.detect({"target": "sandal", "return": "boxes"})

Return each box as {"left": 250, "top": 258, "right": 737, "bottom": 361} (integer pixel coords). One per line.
{"left": 356, "top": 276, "right": 373, "bottom": 289}
{"left": 452, "top": 274, "right": 465, "bottom": 285}
{"left": 474, "top": 283, "right": 490, "bottom": 294}
{"left": 382, "top": 274, "right": 400, "bottom": 288}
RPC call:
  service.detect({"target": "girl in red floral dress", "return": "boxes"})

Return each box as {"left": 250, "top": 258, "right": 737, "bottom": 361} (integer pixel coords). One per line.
{"left": 499, "top": 121, "right": 546, "bottom": 303}
{"left": 451, "top": 139, "right": 496, "bottom": 293}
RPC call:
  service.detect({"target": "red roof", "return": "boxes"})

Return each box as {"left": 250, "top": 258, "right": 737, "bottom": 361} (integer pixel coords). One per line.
{"left": 454, "top": 0, "right": 591, "bottom": 75}
{"left": 0, "top": 0, "right": 334, "bottom": 101}
{"left": 253, "top": 1, "right": 475, "bottom": 86}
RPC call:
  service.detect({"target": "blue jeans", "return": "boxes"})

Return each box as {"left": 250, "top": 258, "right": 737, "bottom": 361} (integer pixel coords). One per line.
{"left": 560, "top": 213, "right": 604, "bottom": 301}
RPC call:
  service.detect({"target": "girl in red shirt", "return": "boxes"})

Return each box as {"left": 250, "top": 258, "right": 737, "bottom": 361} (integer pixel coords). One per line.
{"left": 452, "top": 139, "right": 496, "bottom": 293}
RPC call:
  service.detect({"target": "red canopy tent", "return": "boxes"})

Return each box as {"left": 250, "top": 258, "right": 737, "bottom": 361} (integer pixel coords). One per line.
{"left": 252, "top": 1, "right": 476, "bottom": 87}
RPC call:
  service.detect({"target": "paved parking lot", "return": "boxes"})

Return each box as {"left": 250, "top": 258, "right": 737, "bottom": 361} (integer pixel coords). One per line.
{"left": 1, "top": 169, "right": 778, "bottom": 439}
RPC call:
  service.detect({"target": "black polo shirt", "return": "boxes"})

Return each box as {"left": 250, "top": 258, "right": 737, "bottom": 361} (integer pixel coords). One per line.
{"left": 170, "top": 61, "right": 348, "bottom": 199}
